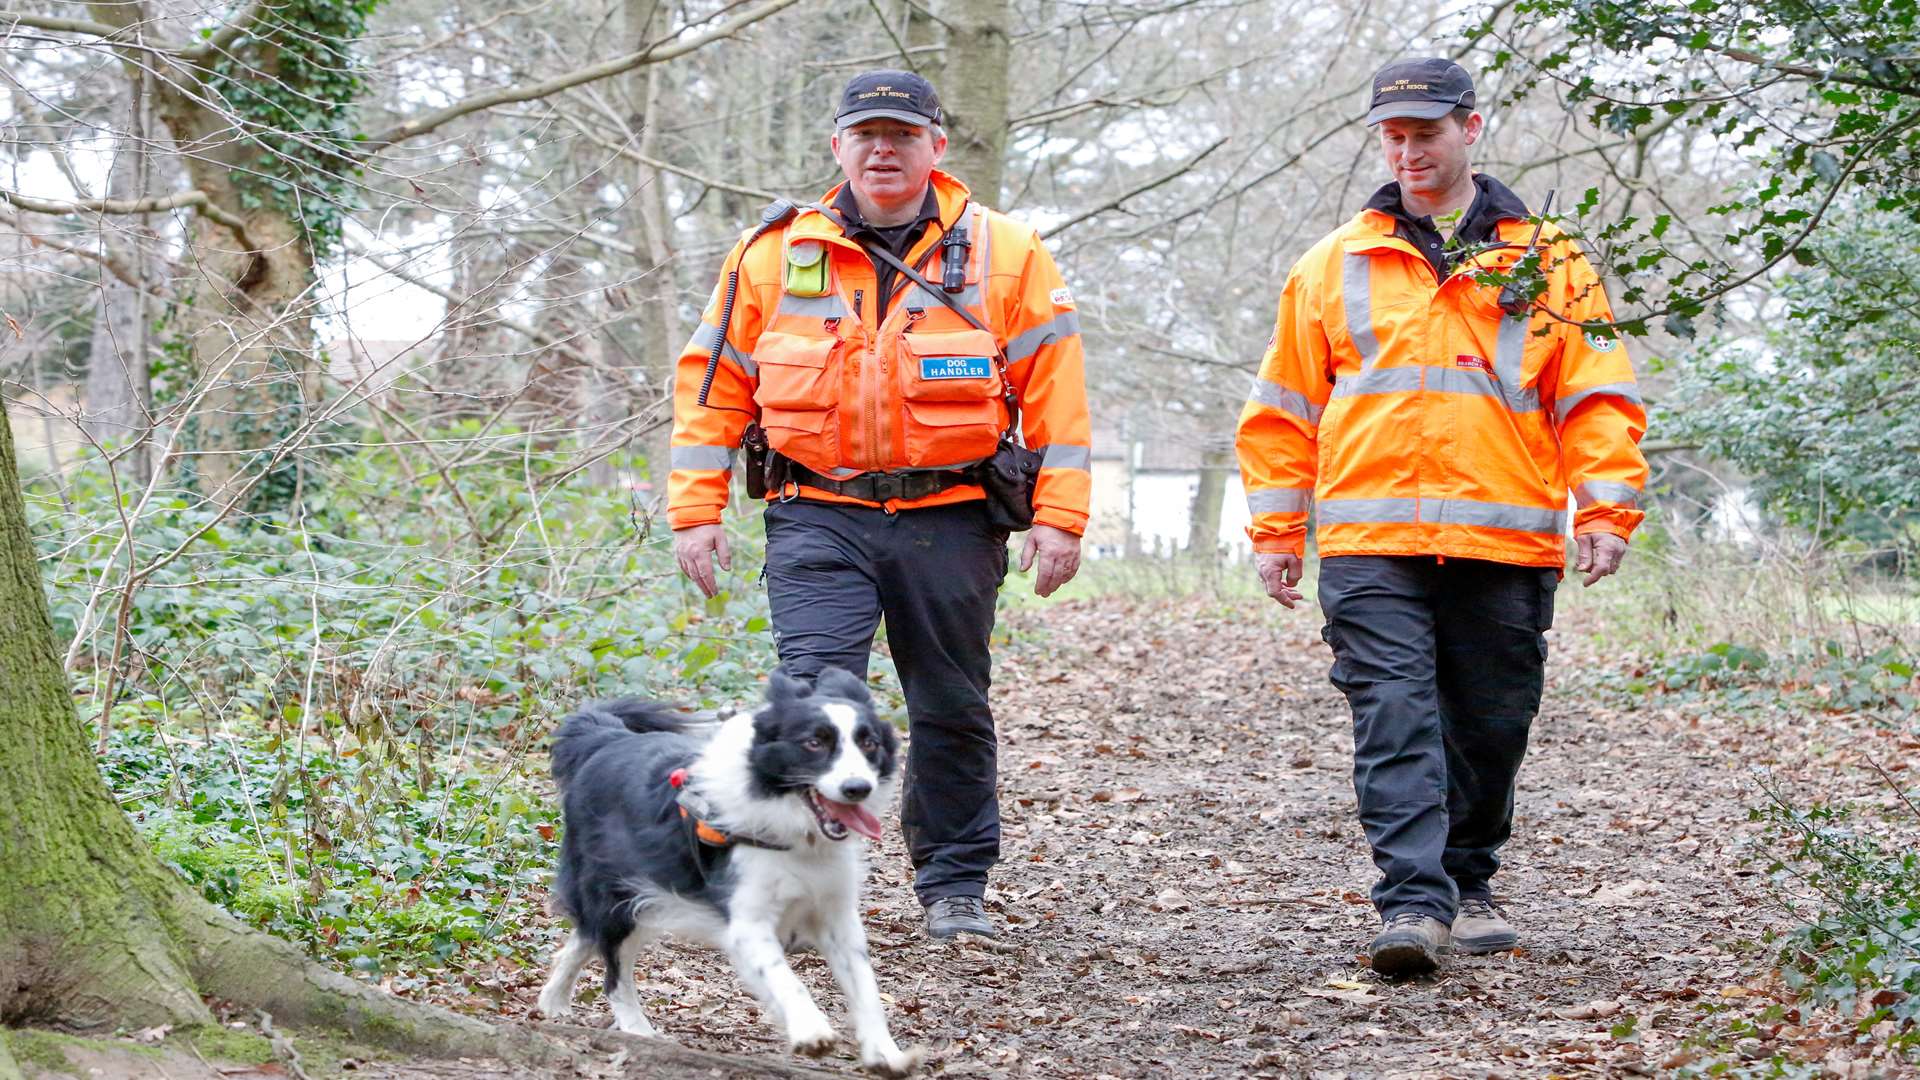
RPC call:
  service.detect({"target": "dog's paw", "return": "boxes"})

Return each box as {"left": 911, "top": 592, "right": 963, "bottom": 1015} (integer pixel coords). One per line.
{"left": 860, "top": 1043, "right": 926, "bottom": 1077}
{"left": 790, "top": 1034, "right": 837, "bottom": 1058}
{"left": 534, "top": 990, "right": 571, "bottom": 1018}
{"left": 787, "top": 1018, "right": 837, "bottom": 1058}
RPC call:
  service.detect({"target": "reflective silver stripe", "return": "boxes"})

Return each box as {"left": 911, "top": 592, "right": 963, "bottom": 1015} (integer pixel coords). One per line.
{"left": 774, "top": 292, "right": 848, "bottom": 320}
{"left": 1342, "top": 253, "right": 1381, "bottom": 369}
{"left": 1488, "top": 315, "right": 1544, "bottom": 413}
{"left": 1315, "top": 496, "right": 1564, "bottom": 535}
{"left": 1575, "top": 480, "right": 1641, "bottom": 508}
{"left": 1246, "top": 486, "right": 1312, "bottom": 515}
{"left": 1317, "top": 497, "right": 1419, "bottom": 524}
{"left": 1325, "top": 364, "right": 1540, "bottom": 411}
{"left": 670, "top": 446, "right": 735, "bottom": 471}
{"left": 1249, "top": 378, "right": 1325, "bottom": 424}
{"left": 1007, "top": 311, "right": 1083, "bottom": 366}
{"left": 685, "top": 322, "right": 755, "bottom": 376}
{"left": 1555, "top": 381, "right": 1644, "bottom": 425}
{"left": 1039, "top": 444, "right": 1091, "bottom": 470}
{"left": 1330, "top": 366, "right": 1421, "bottom": 399}
{"left": 900, "top": 281, "right": 982, "bottom": 312}
{"left": 1429, "top": 498, "right": 1564, "bottom": 535}
{"left": 1426, "top": 366, "right": 1496, "bottom": 398}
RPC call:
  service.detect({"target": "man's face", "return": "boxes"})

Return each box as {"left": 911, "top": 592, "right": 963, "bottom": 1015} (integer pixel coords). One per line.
{"left": 1377, "top": 112, "right": 1483, "bottom": 201}
{"left": 832, "top": 119, "right": 947, "bottom": 212}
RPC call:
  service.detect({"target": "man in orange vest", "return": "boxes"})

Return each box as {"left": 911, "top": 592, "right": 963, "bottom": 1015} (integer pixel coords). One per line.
{"left": 1235, "top": 58, "right": 1648, "bottom": 976}
{"left": 669, "top": 71, "right": 1092, "bottom": 940}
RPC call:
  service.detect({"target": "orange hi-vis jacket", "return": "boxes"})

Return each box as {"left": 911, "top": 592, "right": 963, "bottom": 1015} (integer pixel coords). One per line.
{"left": 668, "top": 171, "right": 1092, "bottom": 535}
{"left": 1235, "top": 189, "right": 1649, "bottom": 567}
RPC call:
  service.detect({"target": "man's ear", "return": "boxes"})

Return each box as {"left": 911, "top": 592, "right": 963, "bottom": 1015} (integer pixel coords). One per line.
{"left": 929, "top": 129, "right": 948, "bottom": 167}
{"left": 1463, "top": 111, "right": 1485, "bottom": 146}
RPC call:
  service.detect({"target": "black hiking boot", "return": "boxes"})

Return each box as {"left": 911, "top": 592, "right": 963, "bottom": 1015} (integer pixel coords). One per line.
{"left": 924, "top": 895, "right": 997, "bottom": 939}
{"left": 1368, "top": 911, "right": 1450, "bottom": 977}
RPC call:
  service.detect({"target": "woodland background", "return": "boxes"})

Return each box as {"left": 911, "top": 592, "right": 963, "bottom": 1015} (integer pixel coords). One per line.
{"left": 0, "top": 0, "right": 1915, "bottom": 1074}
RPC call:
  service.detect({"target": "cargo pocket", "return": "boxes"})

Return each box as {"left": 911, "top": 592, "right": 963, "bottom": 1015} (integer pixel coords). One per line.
{"left": 759, "top": 406, "right": 838, "bottom": 475}
{"left": 898, "top": 329, "right": 1004, "bottom": 467}
{"left": 899, "top": 329, "right": 1002, "bottom": 402}
{"left": 753, "top": 331, "right": 837, "bottom": 409}
{"left": 753, "top": 331, "right": 841, "bottom": 472}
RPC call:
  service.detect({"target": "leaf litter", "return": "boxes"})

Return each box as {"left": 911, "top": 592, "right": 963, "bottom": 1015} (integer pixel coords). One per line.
{"left": 351, "top": 595, "right": 1914, "bottom": 1078}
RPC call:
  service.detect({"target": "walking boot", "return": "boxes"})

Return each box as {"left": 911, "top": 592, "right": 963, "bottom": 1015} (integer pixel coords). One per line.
{"left": 924, "top": 895, "right": 997, "bottom": 939}
{"left": 1368, "top": 911, "right": 1450, "bottom": 977}
{"left": 1451, "top": 897, "right": 1519, "bottom": 954}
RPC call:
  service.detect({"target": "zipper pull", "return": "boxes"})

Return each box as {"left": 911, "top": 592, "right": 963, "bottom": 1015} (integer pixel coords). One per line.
{"left": 853, "top": 289, "right": 864, "bottom": 321}
{"left": 906, "top": 307, "right": 926, "bottom": 327}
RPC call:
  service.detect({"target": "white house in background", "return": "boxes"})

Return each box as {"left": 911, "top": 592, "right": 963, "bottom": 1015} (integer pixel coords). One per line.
{"left": 1087, "top": 415, "right": 1253, "bottom": 561}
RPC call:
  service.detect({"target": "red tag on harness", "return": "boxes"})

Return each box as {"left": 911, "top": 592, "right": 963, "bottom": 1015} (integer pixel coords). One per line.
{"left": 1456, "top": 354, "right": 1492, "bottom": 373}
{"left": 668, "top": 768, "right": 688, "bottom": 789}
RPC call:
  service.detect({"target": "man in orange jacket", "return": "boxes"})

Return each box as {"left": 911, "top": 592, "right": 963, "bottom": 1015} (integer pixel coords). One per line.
{"left": 669, "top": 71, "right": 1092, "bottom": 940}
{"left": 1235, "top": 58, "right": 1648, "bottom": 977}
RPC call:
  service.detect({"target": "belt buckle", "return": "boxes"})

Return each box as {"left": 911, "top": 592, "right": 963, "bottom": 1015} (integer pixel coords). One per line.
{"left": 869, "top": 473, "right": 901, "bottom": 503}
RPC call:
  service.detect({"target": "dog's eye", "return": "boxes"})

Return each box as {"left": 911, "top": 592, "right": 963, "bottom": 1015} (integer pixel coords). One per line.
{"left": 857, "top": 735, "right": 877, "bottom": 752}
{"left": 804, "top": 738, "right": 823, "bottom": 751}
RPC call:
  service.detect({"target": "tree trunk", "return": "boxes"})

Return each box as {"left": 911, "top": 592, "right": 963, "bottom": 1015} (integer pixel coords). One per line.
{"left": 932, "top": 0, "right": 1011, "bottom": 207}
{"left": 1186, "top": 444, "right": 1231, "bottom": 561}
{"left": 623, "top": 0, "right": 681, "bottom": 504}
{"left": 2, "top": 401, "right": 818, "bottom": 1073}
{"left": 82, "top": 75, "right": 157, "bottom": 486}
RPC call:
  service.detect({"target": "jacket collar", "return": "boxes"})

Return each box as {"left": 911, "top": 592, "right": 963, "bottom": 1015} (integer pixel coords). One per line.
{"left": 794, "top": 169, "right": 973, "bottom": 244}
{"left": 1360, "top": 172, "right": 1529, "bottom": 246}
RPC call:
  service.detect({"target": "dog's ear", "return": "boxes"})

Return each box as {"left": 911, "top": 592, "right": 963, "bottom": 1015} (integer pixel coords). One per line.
{"left": 766, "top": 669, "right": 813, "bottom": 704}
{"left": 812, "top": 666, "right": 872, "bottom": 706}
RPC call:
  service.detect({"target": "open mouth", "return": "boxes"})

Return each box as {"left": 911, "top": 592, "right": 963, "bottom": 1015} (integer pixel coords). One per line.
{"left": 805, "top": 789, "right": 883, "bottom": 842}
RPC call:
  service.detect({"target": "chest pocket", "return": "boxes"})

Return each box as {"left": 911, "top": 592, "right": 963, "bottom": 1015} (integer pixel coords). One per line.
{"left": 898, "top": 329, "right": 1002, "bottom": 401}
{"left": 896, "top": 328, "right": 1004, "bottom": 467}
{"left": 753, "top": 331, "right": 838, "bottom": 409}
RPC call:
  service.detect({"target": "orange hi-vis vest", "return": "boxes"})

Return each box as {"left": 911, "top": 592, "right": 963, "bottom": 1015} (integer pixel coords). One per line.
{"left": 1235, "top": 198, "right": 1649, "bottom": 567}
{"left": 668, "top": 172, "right": 1092, "bottom": 535}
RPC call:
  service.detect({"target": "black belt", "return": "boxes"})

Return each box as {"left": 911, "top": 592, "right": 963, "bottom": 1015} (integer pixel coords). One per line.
{"left": 787, "top": 463, "right": 977, "bottom": 503}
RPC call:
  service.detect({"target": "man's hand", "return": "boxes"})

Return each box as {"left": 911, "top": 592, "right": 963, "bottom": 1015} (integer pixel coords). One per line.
{"left": 1574, "top": 531, "right": 1628, "bottom": 587}
{"left": 1255, "top": 552, "right": 1305, "bottom": 609}
{"left": 1019, "top": 524, "right": 1081, "bottom": 598}
{"left": 673, "top": 523, "right": 732, "bottom": 598}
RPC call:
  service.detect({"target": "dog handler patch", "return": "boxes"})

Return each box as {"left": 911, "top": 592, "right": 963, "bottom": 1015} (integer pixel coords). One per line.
{"left": 920, "top": 356, "right": 992, "bottom": 380}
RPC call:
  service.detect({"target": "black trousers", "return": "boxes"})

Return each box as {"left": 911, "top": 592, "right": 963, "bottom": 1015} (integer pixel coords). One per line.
{"left": 1317, "top": 555, "right": 1558, "bottom": 921}
{"left": 762, "top": 499, "right": 1009, "bottom": 903}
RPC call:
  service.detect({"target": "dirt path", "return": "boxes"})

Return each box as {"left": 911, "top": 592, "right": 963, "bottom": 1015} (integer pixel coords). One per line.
{"left": 368, "top": 593, "right": 1905, "bottom": 1078}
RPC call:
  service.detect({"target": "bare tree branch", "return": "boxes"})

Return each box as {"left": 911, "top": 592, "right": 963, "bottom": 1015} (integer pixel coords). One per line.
{"left": 0, "top": 9, "right": 132, "bottom": 39}
{"left": 360, "top": 0, "right": 802, "bottom": 151}
{"left": 1042, "top": 137, "right": 1229, "bottom": 240}
{"left": 0, "top": 186, "right": 251, "bottom": 241}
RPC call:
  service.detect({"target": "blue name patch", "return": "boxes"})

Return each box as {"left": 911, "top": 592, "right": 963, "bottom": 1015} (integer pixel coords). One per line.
{"left": 919, "top": 356, "right": 992, "bottom": 380}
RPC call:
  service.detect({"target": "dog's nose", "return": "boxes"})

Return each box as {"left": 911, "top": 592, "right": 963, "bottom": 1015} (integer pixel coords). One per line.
{"left": 838, "top": 779, "right": 872, "bottom": 803}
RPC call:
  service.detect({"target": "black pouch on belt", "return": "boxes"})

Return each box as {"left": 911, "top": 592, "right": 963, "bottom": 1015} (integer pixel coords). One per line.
{"left": 740, "top": 424, "right": 770, "bottom": 500}
{"left": 977, "top": 434, "right": 1041, "bottom": 532}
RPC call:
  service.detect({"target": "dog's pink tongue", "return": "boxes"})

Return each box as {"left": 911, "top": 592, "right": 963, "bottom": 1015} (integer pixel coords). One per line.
{"left": 822, "top": 798, "right": 884, "bottom": 841}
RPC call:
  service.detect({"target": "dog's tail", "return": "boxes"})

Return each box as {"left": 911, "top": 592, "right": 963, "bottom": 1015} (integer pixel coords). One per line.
{"left": 549, "top": 698, "right": 692, "bottom": 786}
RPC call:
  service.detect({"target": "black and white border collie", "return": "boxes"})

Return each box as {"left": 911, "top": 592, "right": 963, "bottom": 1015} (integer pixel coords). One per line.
{"left": 538, "top": 668, "right": 922, "bottom": 1076}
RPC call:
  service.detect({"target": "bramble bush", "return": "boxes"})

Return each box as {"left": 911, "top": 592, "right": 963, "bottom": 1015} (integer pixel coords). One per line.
{"left": 25, "top": 431, "right": 900, "bottom": 979}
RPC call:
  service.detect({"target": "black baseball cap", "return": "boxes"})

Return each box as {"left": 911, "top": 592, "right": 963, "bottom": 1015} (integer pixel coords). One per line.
{"left": 1366, "top": 58, "right": 1476, "bottom": 125}
{"left": 836, "top": 70, "right": 943, "bottom": 128}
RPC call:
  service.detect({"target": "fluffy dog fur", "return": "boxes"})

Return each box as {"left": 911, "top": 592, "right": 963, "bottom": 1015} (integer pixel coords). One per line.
{"left": 538, "top": 668, "right": 921, "bottom": 1076}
